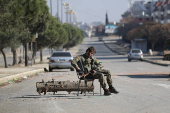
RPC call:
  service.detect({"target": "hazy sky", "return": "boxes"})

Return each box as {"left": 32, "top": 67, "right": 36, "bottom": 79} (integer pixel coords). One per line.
{"left": 46, "top": 0, "right": 141, "bottom": 24}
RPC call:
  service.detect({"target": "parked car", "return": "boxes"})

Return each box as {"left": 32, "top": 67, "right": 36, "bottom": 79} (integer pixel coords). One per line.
{"left": 128, "top": 49, "right": 143, "bottom": 62}
{"left": 48, "top": 51, "right": 74, "bottom": 72}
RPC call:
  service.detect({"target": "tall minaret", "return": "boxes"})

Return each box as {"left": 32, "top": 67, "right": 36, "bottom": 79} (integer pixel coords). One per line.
{"left": 105, "top": 11, "right": 109, "bottom": 25}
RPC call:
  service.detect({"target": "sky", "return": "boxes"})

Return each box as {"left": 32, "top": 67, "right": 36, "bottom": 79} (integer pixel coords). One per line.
{"left": 46, "top": 0, "right": 144, "bottom": 24}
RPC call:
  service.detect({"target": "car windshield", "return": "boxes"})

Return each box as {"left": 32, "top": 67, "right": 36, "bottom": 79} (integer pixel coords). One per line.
{"left": 52, "top": 52, "right": 71, "bottom": 57}
{"left": 132, "top": 50, "right": 141, "bottom": 53}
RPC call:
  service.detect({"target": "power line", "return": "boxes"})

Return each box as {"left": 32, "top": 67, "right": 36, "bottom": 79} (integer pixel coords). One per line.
{"left": 73, "top": 8, "right": 104, "bottom": 19}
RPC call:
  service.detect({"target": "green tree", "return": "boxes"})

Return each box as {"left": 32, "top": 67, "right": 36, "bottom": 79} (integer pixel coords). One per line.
{"left": 63, "top": 24, "right": 85, "bottom": 49}
{"left": 18, "top": 0, "right": 50, "bottom": 66}
{"left": 0, "top": 0, "right": 24, "bottom": 68}
{"left": 36, "top": 15, "right": 61, "bottom": 61}
{"left": 50, "top": 27, "right": 68, "bottom": 49}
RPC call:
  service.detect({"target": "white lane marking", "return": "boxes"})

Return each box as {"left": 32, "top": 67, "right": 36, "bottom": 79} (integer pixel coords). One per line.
{"left": 154, "top": 84, "right": 170, "bottom": 89}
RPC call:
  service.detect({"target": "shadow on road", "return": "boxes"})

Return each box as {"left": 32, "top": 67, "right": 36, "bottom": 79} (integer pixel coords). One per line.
{"left": 10, "top": 94, "right": 78, "bottom": 99}
{"left": 9, "top": 93, "right": 104, "bottom": 99}
{"left": 87, "top": 40, "right": 101, "bottom": 42}
{"left": 49, "top": 70, "right": 69, "bottom": 72}
{"left": 118, "top": 74, "right": 170, "bottom": 79}
{"left": 95, "top": 56, "right": 127, "bottom": 60}
{"left": 80, "top": 43, "right": 104, "bottom": 46}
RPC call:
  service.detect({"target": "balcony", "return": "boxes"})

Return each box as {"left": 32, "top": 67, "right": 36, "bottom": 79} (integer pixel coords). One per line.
{"left": 164, "top": 11, "right": 167, "bottom": 16}
{"left": 167, "top": 19, "right": 170, "bottom": 23}
{"left": 155, "top": 19, "right": 159, "bottom": 23}
{"left": 155, "top": 11, "right": 158, "bottom": 16}
{"left": 167, "top": 10, "right": 170, "bottom": 14}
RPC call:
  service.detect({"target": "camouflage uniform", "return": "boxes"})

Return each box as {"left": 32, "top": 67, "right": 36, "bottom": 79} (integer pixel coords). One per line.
{"left": 71, "top": 54, "right": 112, "bottom": 90}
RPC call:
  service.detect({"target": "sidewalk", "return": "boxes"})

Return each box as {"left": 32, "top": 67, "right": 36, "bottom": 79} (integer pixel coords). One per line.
{"left": 0, "top": 46, "right": 79, "bottom": 84}
{"left": 103, "top": 36, "right": 170, "bottom": 67}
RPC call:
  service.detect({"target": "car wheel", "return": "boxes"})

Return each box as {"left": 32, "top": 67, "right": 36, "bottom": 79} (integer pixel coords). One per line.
{"left": 140, "top": 59, "right": 143, "bottom": 61}
{"left": 49, "top": 66, "right": 53, "bottom": 72}
{"left": 128, "top": 59, "right": 131, "bottom": 62}
{"left": 70, "top": 68, "right": 74, "bottom": 71}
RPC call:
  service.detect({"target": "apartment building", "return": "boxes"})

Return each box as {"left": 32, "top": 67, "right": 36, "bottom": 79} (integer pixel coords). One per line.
{"left": 127, "top": 1, "right": 155, "bottom": 24}
{"left": 132, "top": 1, "right": 155, "bottom": 17}
{"left": 152, "top": 0, "right": 170, "bottom": 24}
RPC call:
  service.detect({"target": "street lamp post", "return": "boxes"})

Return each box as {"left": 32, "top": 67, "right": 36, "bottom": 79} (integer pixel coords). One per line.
{"left": 63, "top": 3, "right": 70, "bottom": 23}
{"left": 57, "top": 0, "right": 59, "bottom": 21}
{"left": 61, "top": 0, "right": 63, "bottom": 23}
{"left": 73, "top": 12, "right": 77, "bottom": 24}
{"left": 69, "top": 10, "right": 74, "bottom": 24}
{"left": 50, "top": 0, "right": 52, "bottom": 14}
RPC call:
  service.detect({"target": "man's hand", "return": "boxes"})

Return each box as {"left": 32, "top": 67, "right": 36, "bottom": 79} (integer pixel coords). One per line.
{"left": 76, "top": 68, "right": 84, "bottom": 75}
{"left": 93, "top": 70, "right": 97, "bottom": 73}
{"left": 90, "top": 70, "right": 97, "bottom": 73}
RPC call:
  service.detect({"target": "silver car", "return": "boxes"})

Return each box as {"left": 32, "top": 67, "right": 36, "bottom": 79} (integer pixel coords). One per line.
{"left": 128, "top": 49, "right": 143, "bottom": 61}
{"left": 48, "top": 51, "right": 74, "bottom": 72}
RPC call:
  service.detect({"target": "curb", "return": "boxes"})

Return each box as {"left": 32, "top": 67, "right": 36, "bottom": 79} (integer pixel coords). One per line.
{"left": 103, "top": 41, "right": 127, "bottom": 55}
{"left": 143, "top": 59, "right": 170, "bottom": 67}
{"left": 0, "top": 66, "right": 48, "bottom": 84}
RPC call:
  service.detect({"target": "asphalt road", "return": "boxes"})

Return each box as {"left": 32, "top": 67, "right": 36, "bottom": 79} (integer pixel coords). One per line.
{"left": 0, "top": 37, "right": 170, "bottom": 113}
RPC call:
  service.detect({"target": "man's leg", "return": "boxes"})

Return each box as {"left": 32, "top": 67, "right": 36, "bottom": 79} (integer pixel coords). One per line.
{"left": 100, "top": 69, "right": 119, "bottom": 94}
{"left": 86, "top": 72, "right": 111, "bottom": 95}
{"left": 100, "top": 69, "right": 112, "bottom": 86}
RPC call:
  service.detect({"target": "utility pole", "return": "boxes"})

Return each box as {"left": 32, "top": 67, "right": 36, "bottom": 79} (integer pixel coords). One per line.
{"left": 61, "top": 0, "right": 63, "bottom": 23}
{"left": 64, "top": 3, "right": 70, "bottom": 23}
{"left": 50, "top": 0, "right": 52, "bottom": 15}
{"left": 69, "top": 10, "right": 73, "bottom": 24}
{"left": 57, "top": 0, "right": 59, "bottom": 21}
{"left": 70, "top": 12, "right": 71, "bottom": 24}
{"left": 73, "top": 12, "right": 77, "bottom": 23}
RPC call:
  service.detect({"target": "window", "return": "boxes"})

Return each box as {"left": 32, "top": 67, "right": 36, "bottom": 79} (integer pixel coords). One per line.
{"left": 132, "top": 50, "right": 141, "bottom": 53}
{"left": 52, "top": 52, "right": 71, "bottom": 57}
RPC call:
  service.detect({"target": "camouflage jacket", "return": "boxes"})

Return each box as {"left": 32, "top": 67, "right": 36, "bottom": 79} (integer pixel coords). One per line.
{"left": 71, "top": 54, "right": 102, "bottom": 74}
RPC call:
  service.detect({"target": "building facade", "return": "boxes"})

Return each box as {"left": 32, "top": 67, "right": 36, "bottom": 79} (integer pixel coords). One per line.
{"left": 132, "top": 1, "right": 155, "bottom": 17}
{"left": 152, "top": 0, "right": 170, "bottom": 24}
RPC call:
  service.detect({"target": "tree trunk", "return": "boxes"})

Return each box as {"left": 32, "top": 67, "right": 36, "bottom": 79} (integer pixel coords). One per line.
{"left": 12, "top": 48, "right": 18, "bottom": 65}
{"left": 32, "top": 42, "right": 37, "bottom": 64}
{"left": 25, "top": 43, "right": 28, "bottom": 66}
{"left": 40, "top": 49, "right": 43, "bottom": 62}
{"left": 23, "top": 45, "right": 25, "bottom": 59}
{"left": 152, "top": 42, "right": 155, "bottom": 51}
{"left": 0, "top": 48, "right": 8, "bottom": 68}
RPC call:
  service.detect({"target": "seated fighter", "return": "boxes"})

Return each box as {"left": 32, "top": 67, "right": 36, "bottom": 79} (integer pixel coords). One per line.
{"left": 71, "top": 46, "right": 119, "bottom": 96}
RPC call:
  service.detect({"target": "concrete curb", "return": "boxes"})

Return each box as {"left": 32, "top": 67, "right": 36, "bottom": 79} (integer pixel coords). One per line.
{"left": 0, "top": 66, "right": 48, "bottom": 84}
{"left": 103, "top": 41, "right": 127, "bottom": 55}
{"left": 143, "top": 59, "right": 170, "bottom": 67}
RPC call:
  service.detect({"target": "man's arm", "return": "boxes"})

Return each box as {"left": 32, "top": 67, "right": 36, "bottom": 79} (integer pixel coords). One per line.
{"left": 71, "top": 56, "right": 81, "bottom": 70}
{"left": 94, "top": 57, "right": 102, "bottom": 70}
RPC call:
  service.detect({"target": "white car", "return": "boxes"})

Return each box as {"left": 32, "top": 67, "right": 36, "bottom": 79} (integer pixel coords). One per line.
{"left": 128, "top": 49, "right": 143, "bottom": 61}
{"left": 48, "top": 51, "right": 74, "bottom": 72}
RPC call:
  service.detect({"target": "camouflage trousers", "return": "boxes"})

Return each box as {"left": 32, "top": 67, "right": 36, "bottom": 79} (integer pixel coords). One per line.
{"left": 86, "top": 69, "right": 112, "bottom": 89}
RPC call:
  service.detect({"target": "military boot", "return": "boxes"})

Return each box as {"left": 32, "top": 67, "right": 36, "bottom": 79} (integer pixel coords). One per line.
{"left": 104, "top": 89, "right": 111, "bottom": 96}
{"left": 109, "top": 87, "right": 119, "bottom": 94}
